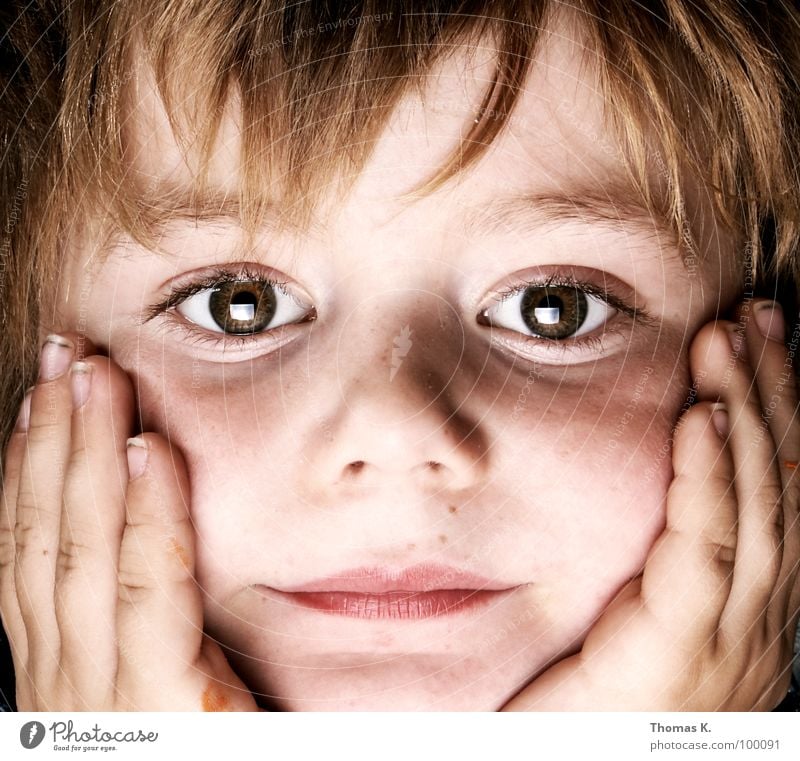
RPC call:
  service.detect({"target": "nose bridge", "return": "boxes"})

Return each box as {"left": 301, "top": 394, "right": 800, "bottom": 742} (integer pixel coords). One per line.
{"left": 366, "top": 291, "right": 464, "bottom": 416}
{"left": 312, "top": 290, "right": 486, "bottom": 489}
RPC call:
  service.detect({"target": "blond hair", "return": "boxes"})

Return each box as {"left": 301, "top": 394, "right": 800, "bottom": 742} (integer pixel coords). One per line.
{"left": 2, "top": 0, "right": 800, "bottom": 448}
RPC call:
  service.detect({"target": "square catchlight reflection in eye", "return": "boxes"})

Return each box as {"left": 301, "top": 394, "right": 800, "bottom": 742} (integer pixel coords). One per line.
{"left": 230, "top": 303, "right": 256, "bottom": 321}
{"left": 534, "top": 306, "right": 560, "bottom": 325}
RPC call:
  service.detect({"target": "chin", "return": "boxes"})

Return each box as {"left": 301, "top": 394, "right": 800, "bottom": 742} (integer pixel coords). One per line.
{"left": 222, "top": 636, "right": 570, "bottom": 712}
{"left": 251, "top": 672, "right": 523, "bottom": 712}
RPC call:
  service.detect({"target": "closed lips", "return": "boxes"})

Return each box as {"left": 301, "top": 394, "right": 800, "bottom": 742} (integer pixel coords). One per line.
{"left": 271, "top": 563, "right": 516, "bottom": 593}
{"left": 258, "top": 563, "right": 520, "bottom": 619}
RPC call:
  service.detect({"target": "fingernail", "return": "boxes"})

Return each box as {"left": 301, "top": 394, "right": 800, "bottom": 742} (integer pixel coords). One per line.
{"left": 725, "top": 324, "right": 747, "bottom": 361}
{"left": 711, "top": 403, "right": 729, "bottom": 439}
{"left": 754, "top": 300, "right": 784, "bottom": 342}
{"left": 70, "top": 362, "right": 93, "bottom": 409}
{"left": 126, "top": 437, "right": 148, "bottom": 480}
{"left": 38, "top": 334, "right": 75, "bottom": 382}
{"left": 14, "top": 387, "right": 34, "bottom": 432}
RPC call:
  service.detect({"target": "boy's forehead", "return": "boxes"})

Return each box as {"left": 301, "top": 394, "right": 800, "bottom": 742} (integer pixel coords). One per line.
{"left": 122, "top": 11, "right": 662, "bottom": 223}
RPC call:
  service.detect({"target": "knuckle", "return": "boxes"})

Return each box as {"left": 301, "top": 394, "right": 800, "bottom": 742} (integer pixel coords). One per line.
{"left": 65, "top": 440, "right": 90, "bottom": 472}
{"left": 0, "top": 524, "right": 15, "bottom": 570}
{"left": 25, "top": 405, "right": 65, "bottom": 443}
{"left": 13, "top": 497, "right": 59, "bottom": 554}
{"left": 668, "top": 471, "right": 732, "bottom": 500}
{"left": 703, "top": 539, "right": 737, "bottom": 567}
{"left": 55, "top": 538, "right": 91, "bottom": 577}
{"left": 55, "top": 519, "right": 107, "bottom": 577}
{"left": 13, "top": 520, "right": 41, "bottom": 558}
{"left": 117, "top": 577, "right": 153, "bottom": 606}
{"left": 15, "top": 481, "right": 60, "bottom": 516}
{"left": 119, "top": 525, "right": 189, "bottom": 588}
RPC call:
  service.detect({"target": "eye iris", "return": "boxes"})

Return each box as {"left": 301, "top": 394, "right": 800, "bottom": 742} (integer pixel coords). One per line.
{"left": 209, "top": 280, "right": 277, "bottom": 334}
{"left": 520, "top": 285, "right": 587, "bottom": 339}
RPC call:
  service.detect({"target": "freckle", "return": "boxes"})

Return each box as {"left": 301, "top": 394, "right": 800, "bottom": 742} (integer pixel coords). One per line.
{"left": 202, "top": 683, "right": 232, "bottom": 712}
{"left": 170, "top": 538, "right": 191, "bottom": 571}
{"left": 448, "top": 505, "right": 458, "bottom": 514}
{"left": 407, "top": 543, "right": 416, "bottom": 550}
{"left": 439, "top": 534, "right": 448, "bottom": 544}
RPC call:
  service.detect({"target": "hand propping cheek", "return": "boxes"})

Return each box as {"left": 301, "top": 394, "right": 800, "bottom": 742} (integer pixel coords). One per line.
{"left": 0, "top": 333, "right": 259, "bottom": 711}
{"left": 688, "top": 302, "right": 800, "bottom": 702}
{"left": 501, "top": 299, "right": 800, "bottom": 710}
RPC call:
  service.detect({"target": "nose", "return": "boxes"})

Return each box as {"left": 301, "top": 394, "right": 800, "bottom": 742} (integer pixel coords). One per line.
{"left": 307, "top": 298, "right": 488, "bottom": 493}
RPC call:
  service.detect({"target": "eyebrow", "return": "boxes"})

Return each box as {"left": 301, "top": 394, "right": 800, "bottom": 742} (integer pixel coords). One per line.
{"left": 120, "top": 178, "right": 690, "bottom": 272}
{"left": 150, "top": 194, "right": 244, "bottom": 229}
{"left": 125, "top": 182, "right": 324, "bottom": 241}
{"left": 461, "top": 185, "right": 689, "bottom": 272}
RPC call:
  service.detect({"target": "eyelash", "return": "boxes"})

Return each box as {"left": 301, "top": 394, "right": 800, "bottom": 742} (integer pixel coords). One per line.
{"left": 143, "top": 264, "right": 296, "bottom": 349}
{"left": 486, "top": 272, "right": 652, "bottom": 357}
{"left": 144, "top": 266, "right": 654, "bottom": 357}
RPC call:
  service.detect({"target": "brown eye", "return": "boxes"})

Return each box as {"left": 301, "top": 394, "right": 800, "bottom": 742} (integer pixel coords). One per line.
{"left": 209, "top": 280, "right": 276, "bottom": 334}
{"left": 481, "top": 280, "right": 614, "bottom": 341}
{"left": 175, "top": 277, "right": 313, "bottom": 336}
{"left": 519, "top": 285, "right": 588, "bottom": 339}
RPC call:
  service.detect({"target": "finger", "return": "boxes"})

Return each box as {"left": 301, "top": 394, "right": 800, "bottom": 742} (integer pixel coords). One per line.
{"left": 5, "top": 331, "right": 98, "bottom": 709}
{"left": 742, "top": 300, "right": 800, "bottom": 645}
{"left": 115, "top": 434, "right": 201, "bottom": 709}
{"left": 642, "top": 401, "right": 736, "bottom": 644}
{"left": 0, "top": 390, "right": 34, "bottom": 671}
{"left": 691, "top": 321, "right": 785, "bottom": 636}
{"left": 54, "top": 357, "right": 135, "bottom": 705}
{"left": 742, "top": 301, "right": 800, "bottom": 488}
{"left": 14, "top": 335, "right": 76, "bottom": 686}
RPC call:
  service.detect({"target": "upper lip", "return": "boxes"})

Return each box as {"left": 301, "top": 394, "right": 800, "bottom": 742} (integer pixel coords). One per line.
{"left": 269, "top": 563, "right": 517, "bottom": 594}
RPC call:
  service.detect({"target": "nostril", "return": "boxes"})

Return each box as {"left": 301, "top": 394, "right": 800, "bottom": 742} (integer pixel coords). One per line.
{"left": 342, "top": 459, "right": 449, "bottom": 478}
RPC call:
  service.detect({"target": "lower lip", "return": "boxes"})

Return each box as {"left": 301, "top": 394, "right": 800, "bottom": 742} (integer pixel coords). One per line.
{"left": 262, "top": 588, "right": 514, "bottom": 619}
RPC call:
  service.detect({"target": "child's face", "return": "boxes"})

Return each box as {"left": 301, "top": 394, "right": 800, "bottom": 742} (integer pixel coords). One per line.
{"left": 56, "top": 16, "right": 742, "bottom": 709}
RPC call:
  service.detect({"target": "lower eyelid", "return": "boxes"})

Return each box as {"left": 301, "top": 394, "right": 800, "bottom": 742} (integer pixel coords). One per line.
{"left": 482, "top": 316, "right": 632, "bottom": 364}
{"left": 153, "top": 310, "right": 311, "bottom": 358}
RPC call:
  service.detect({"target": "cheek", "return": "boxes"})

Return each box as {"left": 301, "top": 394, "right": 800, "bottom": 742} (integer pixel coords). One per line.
{"left": 130, "top": 362, "right": 326, "bottom": 593}
{"left": 495, "top": 359, "right": 688, "bottom": 585}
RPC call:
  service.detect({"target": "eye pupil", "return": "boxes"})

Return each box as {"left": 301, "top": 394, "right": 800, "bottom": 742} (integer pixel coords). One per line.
{"left": 229, "top": 292, "right": 256, "bottom": 321}
{"left": 533, "top": 294, "right": 562, "bottom": 325}
{"left": 520, "top": 285, "right": 587, "bottom": 339}
{"left": 210, "top": 281, "right": 277, "bottom": 334}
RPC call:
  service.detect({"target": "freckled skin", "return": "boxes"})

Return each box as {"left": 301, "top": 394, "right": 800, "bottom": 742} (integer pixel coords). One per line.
{"left": 57, "top": 10, "right": 742, "bottom": 710}
{"left": 201, "top": 683, "right": 231, "bottom": 712}
{"left": 170, "top": 538, "right": 191, "bottom": 572}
